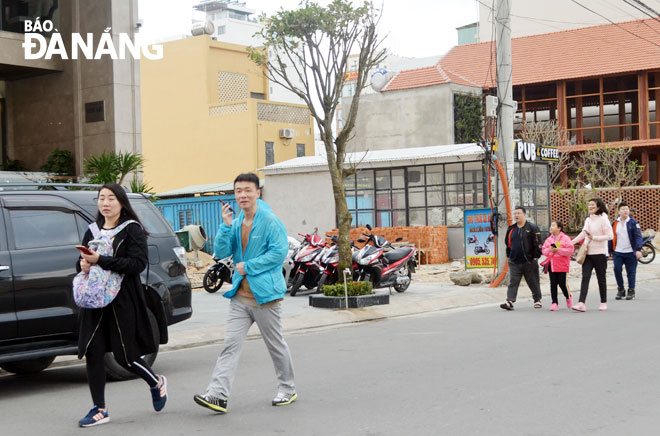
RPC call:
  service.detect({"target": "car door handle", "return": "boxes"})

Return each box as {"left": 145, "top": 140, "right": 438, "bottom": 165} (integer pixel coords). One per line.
{"left": 0, "top": 265, "right": 10, "bottom": 271}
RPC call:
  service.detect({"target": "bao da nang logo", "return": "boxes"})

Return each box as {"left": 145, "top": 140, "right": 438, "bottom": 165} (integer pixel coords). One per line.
{"left": 22, "top": 19, "right": 162, "bottom": 60}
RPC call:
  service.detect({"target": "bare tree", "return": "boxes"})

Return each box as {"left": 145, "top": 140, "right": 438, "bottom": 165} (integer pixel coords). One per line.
{"left": 519, "top": 120, "right": 570, "bottom": 187}
{"left": 248, "top": 0, "right": 386, "bottom": 281}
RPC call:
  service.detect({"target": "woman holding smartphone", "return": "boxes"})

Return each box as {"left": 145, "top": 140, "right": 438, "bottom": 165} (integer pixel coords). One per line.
{"left": 75, "top": 183, "right": 167, "bottom": 427}
{"left": 541, "top": 220, "right": 575, "bottom": 311}
{"left": 571, "top": 198, "right": 614, "bottom": 312}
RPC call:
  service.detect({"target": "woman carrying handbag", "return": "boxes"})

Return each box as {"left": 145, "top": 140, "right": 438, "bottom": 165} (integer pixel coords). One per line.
{"left": 570, "top": 198, "right": 614, "bottom": 312}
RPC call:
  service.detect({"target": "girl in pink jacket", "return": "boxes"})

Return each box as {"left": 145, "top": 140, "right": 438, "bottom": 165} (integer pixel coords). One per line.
{"left": 541, "top": 220, "right": 575, "bottom": 311}
{"left": 571, "top": 198, "right": 614, "bottom": 312}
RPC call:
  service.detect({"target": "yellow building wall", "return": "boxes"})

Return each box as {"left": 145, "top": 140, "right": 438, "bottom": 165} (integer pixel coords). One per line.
{"left": 141, "top": 36, "right": 314, "bottom": 193}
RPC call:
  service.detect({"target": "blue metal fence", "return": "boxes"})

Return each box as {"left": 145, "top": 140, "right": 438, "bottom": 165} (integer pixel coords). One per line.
{"left": 154, "top": 195, "right": 237, "bottom": 253}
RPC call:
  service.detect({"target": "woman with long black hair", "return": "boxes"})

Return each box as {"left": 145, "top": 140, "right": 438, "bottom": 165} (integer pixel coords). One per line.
{"left": 76, "top": 182, "right": 167, "bottom": 427}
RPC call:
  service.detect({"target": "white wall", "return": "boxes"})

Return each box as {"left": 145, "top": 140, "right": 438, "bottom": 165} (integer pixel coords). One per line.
{"left": 262, "top": 170, "right": 336, "bottom": 237}
{"left": 478, "top": 0, "right": 649, "bottom": 42}
{"left": 345, "top": 83, "right": 482, "bottom": 152}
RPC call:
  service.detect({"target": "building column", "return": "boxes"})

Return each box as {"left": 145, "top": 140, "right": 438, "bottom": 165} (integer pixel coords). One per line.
{"left": 638, "top": 72, "right": 649, "bottom": 140}
{"left": 557, "top": 81, "right": 567, "bottom": 145}
{"left": 599, "top": 78, "right": 605, "bottom": 143}
{"left": 641, "top": 150, "right": 650, "bottom": 183}
{"left": 576, "top": 81, "right": 583, "bottom": 145}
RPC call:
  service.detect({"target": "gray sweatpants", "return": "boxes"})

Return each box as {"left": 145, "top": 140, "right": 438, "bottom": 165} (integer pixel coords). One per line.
{"left": 506, "top": 260, "right": 542, "bottom": 303}
{"left": 206, "top": 298, "right": 295, "bottom": 400}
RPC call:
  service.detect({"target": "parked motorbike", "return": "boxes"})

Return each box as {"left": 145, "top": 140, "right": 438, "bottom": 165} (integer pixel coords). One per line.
{"left": 474, "top": 244, "right": 490, "bottom": 255}
{"left": 354, "top": 224, "right": 417, "bottom": 293}
{"left": 203, "top": 255, "right": 234, "bottom": 293}
{"left": 638, "top": 235, "right": 656, "bottom": 264}
{"left": 289, "top": 231, "right": 327, "bottom": 296}
{"left": 316, "top": 236, "right": 360, "bottom": 293}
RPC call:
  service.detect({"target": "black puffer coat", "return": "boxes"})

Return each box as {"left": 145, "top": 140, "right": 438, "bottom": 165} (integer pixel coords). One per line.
{"left": 76, "top": 221, "right": 157, "bottom": 361}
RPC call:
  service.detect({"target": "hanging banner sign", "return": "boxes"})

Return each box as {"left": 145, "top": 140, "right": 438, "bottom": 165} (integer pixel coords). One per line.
{"left": 464, "top": 208, "right": 496, "bottom": 269}
{"left": 514, "top": 140, "right": 559, "bottom": 162}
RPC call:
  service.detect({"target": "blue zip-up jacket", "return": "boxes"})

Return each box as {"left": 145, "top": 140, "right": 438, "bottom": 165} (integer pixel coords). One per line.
{"left": 609, "top": 217, "right": 644, "bottom": 253}
{"left": 214, "top": 199, "right": 288, "bottom": 305}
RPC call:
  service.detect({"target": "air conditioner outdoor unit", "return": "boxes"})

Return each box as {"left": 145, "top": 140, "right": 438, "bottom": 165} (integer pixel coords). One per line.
{"left": 279, "top": 128, "right": 294, "bottom": 139}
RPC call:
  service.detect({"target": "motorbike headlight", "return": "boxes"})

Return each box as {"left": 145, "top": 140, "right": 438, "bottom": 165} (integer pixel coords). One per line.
{"left": 358, "top": 252, "right": 379, "bottom": 265}
{"left": 299, "top": 253, "right": 317, "bottom": 262}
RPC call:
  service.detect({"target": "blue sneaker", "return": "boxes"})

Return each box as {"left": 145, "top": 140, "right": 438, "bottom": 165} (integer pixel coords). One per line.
{"left": 150, "top": 375, "right": 167, "bottom": 412}
{"left": 78, "top": 406, "right": 109, "bottom": 427}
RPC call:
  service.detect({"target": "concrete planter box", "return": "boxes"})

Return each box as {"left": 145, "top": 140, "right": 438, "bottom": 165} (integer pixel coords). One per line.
{"left": 309, "top": 293, "right": 389, "bottom": 309}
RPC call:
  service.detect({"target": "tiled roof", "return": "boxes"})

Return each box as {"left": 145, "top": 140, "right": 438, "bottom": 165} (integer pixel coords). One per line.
{"left": 384, "top": 18, "right": 660, "bottom": 91}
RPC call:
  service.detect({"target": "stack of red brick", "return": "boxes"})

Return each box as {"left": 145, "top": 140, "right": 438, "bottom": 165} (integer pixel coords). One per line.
{"left": 326, "top": 225, "right": 448, "bottom": 264}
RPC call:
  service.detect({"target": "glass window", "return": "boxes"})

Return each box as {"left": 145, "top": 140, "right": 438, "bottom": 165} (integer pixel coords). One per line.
{"left": 392, "top": 169, "right": 405, "bottom": 189}
{"left": 522, "top": 187, "right": 535, "bottom": 207}
{"left": 375, "top": 170, "right": 390, "bottom": 190}
{"left": 392, "top": 190, "right": 406, "bottom": 209}
{"left": 535, "top": 187, "right": 548, "bottom": 207}
{"left": 521, "top": 163, "right": 534, "bottom": 185}
{"left": 446, "top": 185, "right": 463, "bottom": 205}
{"left": 356, "top": 171, "right": 374, "bottom": 190}
{"left": 428, "top": 207, "right": 445, "bottom": 225}
{"left": 409, "top": 208, "right": 426, "bottom": 226}
{"left": 356, "top": 190, "right": 374, "bottom": 209}
{"left": 408, "top": 187, "right": 425, "bottom": 208}
{"left": 446, "top": 207, "right": 464, "bottom": 226}
{"left": 10, "top": 209, "right": 79, "bottom": 249}
{"left": 265, "top": 142, "right": 274, "bottom": 166}
{"left": 376, "top": 211, "right": 392, "bottom": 227}
{"left": 426, "top": 165, "right": 443, "bottom": 185}
{"left": 356, "top": 211, "right": 374, "bottom": 227}
{"left": 407, "top": 168, "right": 424, "bottom": 186}
{"left": 445, "top": 163, "right": 463, "bottom": 184}
{"left": 535, "top": 164, "right": 548, "bottom": 186}
{"left": 376, "top": 191, "right": 391, "bottom": 209}
{"left": 297, "top": 143, "right": 305, "bottom": 157}
{"left": 427, "top": 186, "right": 444, "bottom": 206}
{"left": 344, "top": 174, "right": 355, "bottom": 190}
{"left": 392, "top": 210, "right": 406, "bottom": 226}
{"left": 130, "top": 199, "right": 174, "bottom": 236}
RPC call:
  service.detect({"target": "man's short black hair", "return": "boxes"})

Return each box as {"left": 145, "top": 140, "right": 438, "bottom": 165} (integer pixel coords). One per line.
{"left": 618, "top": 201, "right": 628, "bottom": 209}
{"left": 234, "top": 173, "right": 260, "bottom": 189}
{"left": 514, "top": 206, "right": 526, "bottom": 214}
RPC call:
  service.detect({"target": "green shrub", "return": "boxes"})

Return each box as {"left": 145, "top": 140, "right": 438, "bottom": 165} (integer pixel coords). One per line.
{"left": 323, "top": 280, "right": 373, "bottom": 297}
{"left": 40, "top": 148, "right": 74, "bottom": 175}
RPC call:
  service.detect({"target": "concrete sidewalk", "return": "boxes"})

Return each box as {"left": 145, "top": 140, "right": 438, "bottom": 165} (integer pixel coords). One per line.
{"left": 164, "top": 258, "right": 660, "bottom": 351}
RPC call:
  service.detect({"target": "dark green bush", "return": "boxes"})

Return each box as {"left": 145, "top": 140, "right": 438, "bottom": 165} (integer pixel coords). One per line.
{"left": 323, "top": 280, "right": 373, "bottom": 297}
{"left": 40, "top": 148, "right": 74, "bottom": 175}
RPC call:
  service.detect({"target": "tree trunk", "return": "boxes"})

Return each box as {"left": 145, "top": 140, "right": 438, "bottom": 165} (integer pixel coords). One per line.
{"left": 326, "top": 140, "right": 353, "bottom": 284}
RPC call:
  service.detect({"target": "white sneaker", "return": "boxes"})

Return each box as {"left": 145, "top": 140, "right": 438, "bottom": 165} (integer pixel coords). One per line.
{"left": 272, "top": 392, "right": 298, "bottom": 406}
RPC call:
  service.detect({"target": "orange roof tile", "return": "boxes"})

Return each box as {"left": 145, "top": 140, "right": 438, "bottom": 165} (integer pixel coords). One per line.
{"left": 384, "top": 18, "right": 660, "bottom": 92}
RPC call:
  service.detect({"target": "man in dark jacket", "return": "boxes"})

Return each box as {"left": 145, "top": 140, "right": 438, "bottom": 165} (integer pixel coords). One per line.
{"left": 500, "top": 206, "right": 543, "bottom": 310}
{"left": 610, "top": 202, "right": 644, "bottom": 300}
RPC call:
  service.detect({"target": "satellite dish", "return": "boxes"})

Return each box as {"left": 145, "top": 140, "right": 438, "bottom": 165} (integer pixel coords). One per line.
{"left": 182, "top": 224, "right": 208, "bottom": 251}
{"left": 370, "top": 68, "right": 394, "bottom": 92}
{"left": 191, "top": 20, "right": 214, "bottom": 36}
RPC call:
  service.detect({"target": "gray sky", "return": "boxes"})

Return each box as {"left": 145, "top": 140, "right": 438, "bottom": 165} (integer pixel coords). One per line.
{"left": 138, "top": 0, "right": 479, "bottom": 58}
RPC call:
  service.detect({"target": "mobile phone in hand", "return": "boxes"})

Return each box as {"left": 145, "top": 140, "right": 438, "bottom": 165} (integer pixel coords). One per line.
{"left": 550, "top": 243, "right": 557, "bottom": 248}
{"left": 76, "top": 245, "right": 93, "bottom": 256}
{"left": 220, "top": 199, "right": 234, "bottom": 213}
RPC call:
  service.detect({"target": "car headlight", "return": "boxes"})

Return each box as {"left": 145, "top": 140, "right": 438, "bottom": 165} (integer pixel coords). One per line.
{"left": 173, "top": 246, "right": 187, "bottom": 266}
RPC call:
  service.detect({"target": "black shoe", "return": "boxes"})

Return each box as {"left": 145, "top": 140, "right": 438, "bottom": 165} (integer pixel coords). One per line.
{"left": 193, "top": 393, "right": 227, "bottom": 413}
{"left": 616, "top": 288, "right": 625, "bottom": 300}
{"left": 500, "top": 301, "right": 514, "bottom": 310}
{"left": 626, "top": 289, "right": 635, "bottom": 300}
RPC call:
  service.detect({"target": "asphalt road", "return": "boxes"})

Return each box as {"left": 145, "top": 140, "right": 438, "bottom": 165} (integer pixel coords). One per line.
{"left": 2, "top": 288, "right": 659, "bottom": 435}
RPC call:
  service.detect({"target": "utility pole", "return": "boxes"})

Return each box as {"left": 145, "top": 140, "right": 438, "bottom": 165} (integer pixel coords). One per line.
{"left": 495, "top": 0, "right": 513, "bottom": 276}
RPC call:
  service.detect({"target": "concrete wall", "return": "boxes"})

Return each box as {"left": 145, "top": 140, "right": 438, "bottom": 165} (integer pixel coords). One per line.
{"left": 447, "top": 227, "right": 465, "bottom": 260}
{"left": 478, "top": 0, "right": 649, "bottom": 42}
{"left": 345, "top": 83, "right": 481, "bottom": 152}
{"left": 3, "top": 0, "right": 141, "bottom": 172}
{"left": 262, "top": 170, "right": 335, "bottom": 237}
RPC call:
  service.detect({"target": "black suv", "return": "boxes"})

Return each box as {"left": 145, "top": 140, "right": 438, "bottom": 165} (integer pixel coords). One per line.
{"left": 0, "top": 184, "right": 192, "bottom": 379}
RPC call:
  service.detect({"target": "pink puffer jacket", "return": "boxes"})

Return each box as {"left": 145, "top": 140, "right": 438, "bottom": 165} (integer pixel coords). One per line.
{"left": 541, "top": 232, "right": 574, "bottom": 272}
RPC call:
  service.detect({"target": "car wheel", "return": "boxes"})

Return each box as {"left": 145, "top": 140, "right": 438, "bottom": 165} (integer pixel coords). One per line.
{"left": 0, "top": 356, "right": 56, "bottom": 375}
{"left": 104, "top": 309, "right": 160, "bottom": 381}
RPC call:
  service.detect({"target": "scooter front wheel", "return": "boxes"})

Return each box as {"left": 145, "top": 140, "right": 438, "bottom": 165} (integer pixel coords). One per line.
{"left": 203, "top": 269, "right": 224, "bottom": 293}
{"left": 638, "top": 242, "right": 656, "bottom": 264}
{"left": 289, "top": 272, "right": 305, "bottom": 296}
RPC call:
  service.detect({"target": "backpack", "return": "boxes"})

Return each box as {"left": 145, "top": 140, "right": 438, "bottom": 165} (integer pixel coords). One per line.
{"left": 72, "top": 220, "right": 138, "bottom": 309}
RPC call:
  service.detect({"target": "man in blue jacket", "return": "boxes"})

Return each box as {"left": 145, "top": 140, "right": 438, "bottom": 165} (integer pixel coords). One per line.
{"left": 611, "top": 202, "right": 644, "bottom": 300}
{"left": 194, "top": 173, "right": 296, "bottom": 413}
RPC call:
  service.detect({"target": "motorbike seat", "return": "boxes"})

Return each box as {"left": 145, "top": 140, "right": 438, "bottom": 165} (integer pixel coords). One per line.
{"left": 383, "top": 247, "right": 413, "bottom": 263}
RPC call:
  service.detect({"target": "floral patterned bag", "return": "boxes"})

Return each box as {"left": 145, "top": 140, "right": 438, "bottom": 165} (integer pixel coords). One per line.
{"left": 72, "top": 220, "right": 138, "bottom": 309}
